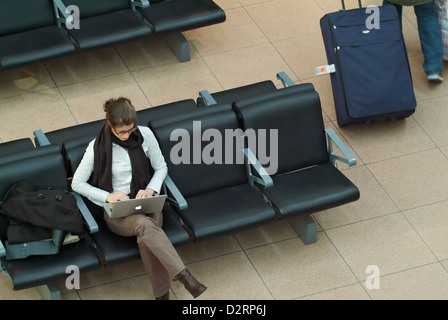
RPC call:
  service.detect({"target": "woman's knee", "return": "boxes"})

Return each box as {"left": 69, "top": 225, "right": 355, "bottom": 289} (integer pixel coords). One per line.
{"left": 135, "top": 215, "right": 162, "bottom": 238}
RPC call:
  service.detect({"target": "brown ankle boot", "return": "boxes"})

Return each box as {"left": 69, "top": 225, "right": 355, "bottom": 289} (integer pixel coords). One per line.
{"left": 175, "top": 269, "right": 207, "bottom": 298}
{"left": 155, "top": 292, "right": 170, "bottom": 300}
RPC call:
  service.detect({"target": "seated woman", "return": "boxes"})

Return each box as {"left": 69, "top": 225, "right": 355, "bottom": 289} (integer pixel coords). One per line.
{"left": 71, "top": 97, "right": 206, "bottom": 300}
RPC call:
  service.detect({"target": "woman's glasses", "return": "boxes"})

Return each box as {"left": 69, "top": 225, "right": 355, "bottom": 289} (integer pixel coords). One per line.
{"left": 113, "top": 126, "right": 137, "bottom": 137}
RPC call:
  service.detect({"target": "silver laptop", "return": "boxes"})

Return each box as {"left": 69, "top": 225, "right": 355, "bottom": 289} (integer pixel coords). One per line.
{"left": 103, "top": 195, "right": 167, "bottom": 219}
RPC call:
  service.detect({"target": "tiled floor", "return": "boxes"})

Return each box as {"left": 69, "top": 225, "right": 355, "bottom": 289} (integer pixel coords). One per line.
{"left": 1, "top": 0, "right": 448, "bottom": 300}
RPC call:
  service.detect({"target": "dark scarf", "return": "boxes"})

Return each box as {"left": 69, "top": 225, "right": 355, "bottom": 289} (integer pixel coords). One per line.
{"left": 90, "top": 125, "right": 151, "bottom": 199}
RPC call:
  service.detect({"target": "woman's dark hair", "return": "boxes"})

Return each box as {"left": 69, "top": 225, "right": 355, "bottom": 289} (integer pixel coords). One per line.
{"left": 103, "top": 97, "right": 137, "bottom": 128}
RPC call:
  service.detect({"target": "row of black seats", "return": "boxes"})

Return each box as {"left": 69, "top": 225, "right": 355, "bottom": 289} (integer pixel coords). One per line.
{"left": 0, "top": 0, "right": 226, "bottom": 71}
{"left": 0, "top": 73, "right": 360, "bottom": 299}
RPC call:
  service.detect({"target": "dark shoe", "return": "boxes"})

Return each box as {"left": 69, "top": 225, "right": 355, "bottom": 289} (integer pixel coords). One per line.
{"left": 155, "top": 292, "right": 170, "bottom": 300}
{"left": 175, "top": 269, "right": 207, "bottom": 298}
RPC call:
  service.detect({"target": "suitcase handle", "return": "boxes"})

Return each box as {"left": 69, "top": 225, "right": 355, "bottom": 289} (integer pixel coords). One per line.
{"left": 341, "top": 0, "right": 362, "bottom": 10}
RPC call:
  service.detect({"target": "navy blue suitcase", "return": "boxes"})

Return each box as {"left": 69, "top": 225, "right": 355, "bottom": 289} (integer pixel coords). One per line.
{"left": 320, "top": 1, "right": 417, "bottom": 126}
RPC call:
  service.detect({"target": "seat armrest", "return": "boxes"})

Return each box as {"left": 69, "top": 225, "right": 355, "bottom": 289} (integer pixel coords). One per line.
{"left": 53, "top": 0, "right": 72, "bottom": 26}
{"left": 198, "top": 90, "right": 218, "bottom": 107}
{"left": 131, "top": 0, "right": 150, "bottom": 10}
{"left": 71, "top": 192, "right": 99, "bottom": 233}
{"left": 33, "top": 129, "right": 51, "bottom": 147}
{"left": 243, "top": 148, "right": 273, "bottom": 189}
{"left": 162, "top": 174, "right": 188, "bottom": 211}
{"left": 277, "top": 72, "right": 296, "bottom": 88}
{"left": 0, "top": 240, "right": 5, "bottom": 258}
{"left": 325, "top": 128, "right": 357, "bottom": 167}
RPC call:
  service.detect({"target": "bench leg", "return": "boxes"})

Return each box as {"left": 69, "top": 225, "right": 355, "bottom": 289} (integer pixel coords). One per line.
{"left": 287, "top": 214, "right": 317, "bottom": 245}
{"left": 37, "top": 283, "right": 62, "bottom": 300}
{"left": 162, "top": 32, "right": 191, "bottom": 62}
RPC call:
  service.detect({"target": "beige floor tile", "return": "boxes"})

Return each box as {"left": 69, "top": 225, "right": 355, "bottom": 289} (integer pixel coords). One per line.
{"left": 367, "top": 149, "right": 448, "bottom": 210}
{"left": 404, "top": 200, "right": 448, "bottom": 261}
{"left": 214, "top": 0, "right": 241, "bottom": 10}
{"left": 364, "top": 263, "right": 448, "bottom": 300}
{"left": 410, "top": 55, "right": 448, "bottom": 101}
{"left": 246, "top": 233, "right": 357, "bottom": 299}
{"left": 203, "top": 43, "right": 294, "bottom": 90}
{"left": 307, "top": 75, "right": 338, "bottom": 122}
{"left": 315, "top": 0, "right": 382, "bottom": 13}
{"left": 337, "top": 117, "right": 435, "bottom": 164}
{"left": 245, "top": 0, "right": 324, "bottom": 42}
{"left": 314, "top": 165, "right": 399, "bottom": 229}
{"left": 442, "top": 260, "right": 448, "bottom": 272}
{"left": 45, "top": 48, "right": 129, "bottom": 87}
{"left": 59, "top": 73, "right": 150, "bottom": 124}
{"left": 0, "top": 273, "right": 41, "bottom": 300}
{"left": 185, "top": 7, "right": 268, "bottom": 57}
{"left": 0, "top": 89, "right": 76, "bottom": 142}
{"left": 77, "top": 274, "right": 153, "bottom": 300}
{"left": 441, "top": 146, "right": 448, "bottom": 158}
{"left": 413, "top": 94, "right": 448, "bottom": 148}
{"left": 274, "top": 32, "right": 328, "bottom": 81}
{"left": 61, "top": 291, "right": 80, "bottom": 300}
{"left": 234, "top": 219, "right": 298, "bottom": 250}
{"left": 300, "top": 283, "right": 371, "bottom": 300}
{"left": 0, "top": 64, "right": 56, "bottom": 99}
{"left": 115, "top": 37, "right": 182, "bottom": 71}
{"left": 132, "top": 58, "right": 222, "bottom": 106}
{"left": 177, "top": 235, "right": 242, "bottom": 264}
{"left": 326, "top": 213, "right": 437, "bottom": 281}
{"left": 172, "top": 252, "right": 273, "bottom": 300}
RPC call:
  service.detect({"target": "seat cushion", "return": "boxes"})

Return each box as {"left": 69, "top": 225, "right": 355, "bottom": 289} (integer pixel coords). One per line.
{"left": 263, "top": 163, "right": 360, "bottom": 217}
{"left": 233, "top": 82, "right": 315, "bottom": 110}
{"left": 136, "top": 99, "right": 199, "bottom": 128}
{"left": 0, "top": 138, "right": 35, "bottom": 157}
{"left": 150, "top": 103, "right": 232, "bottom": 129}
{"left": 0, "top": 0, "right": 57, "bottom": 36}
{"left": 0, "top": 145, "right": 60, "bottom": 166}
{"left": 66, "top": 0, "right": 131, "bottom": 18}
{"left": 80, "top": 199, "right": 139, "bottom": 265}
{"left": 139, "top": 0, "right": 226, "bottom": 34}
{"left": 67, "top": 9, "right": 151, "bottom": 51}
{"left": 0, "top": 26, "right": 75, "bottom": 70}
{"left": 180, "top": 183, "right": 276, "bottom": 241}
{"left": 197, "top": 80, "right": 277, "bottom": 107}
{"left": 237, "top": 90, "right": 329, "bottom": 175}
{"left": 43, "top": 119, "right": 104, "bottom": 150}
{"left": 2, "top": 240, "right": 100, "bottom": 290}
{"left": 153, "top": 110, "right": 248, "bottom": 198}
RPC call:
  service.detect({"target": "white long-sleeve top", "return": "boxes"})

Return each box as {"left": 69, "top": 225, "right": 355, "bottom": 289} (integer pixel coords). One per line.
{"left": 71, "top": 126, "right": 168, "bottom": 206}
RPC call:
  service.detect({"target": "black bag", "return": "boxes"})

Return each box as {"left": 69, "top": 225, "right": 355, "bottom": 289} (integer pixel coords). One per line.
{"left": 0, "top": 180, "right": 85, "bottom": 259}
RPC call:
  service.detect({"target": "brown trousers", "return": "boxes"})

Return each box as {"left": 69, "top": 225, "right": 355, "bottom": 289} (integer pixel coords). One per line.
{"left": 103, "top": 211, "right": 185, "bottom": 297}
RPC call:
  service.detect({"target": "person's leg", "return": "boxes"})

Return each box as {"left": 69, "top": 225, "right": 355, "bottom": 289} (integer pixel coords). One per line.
{"left": 104, "top": 212, "right": 184, "bottom": 297}
{"left": 414, "top": 1, "right": 444, "bottom": 78}
{"left": 434, "top": 0, "right": 448, "bottom": 61}
{"left": 104, "top": 211, "right": 206, "bottom": 298}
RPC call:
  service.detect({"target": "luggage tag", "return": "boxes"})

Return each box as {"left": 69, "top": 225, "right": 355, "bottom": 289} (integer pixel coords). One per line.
{"left": 315, "top": 64, "right": 336, "bottom": 76}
